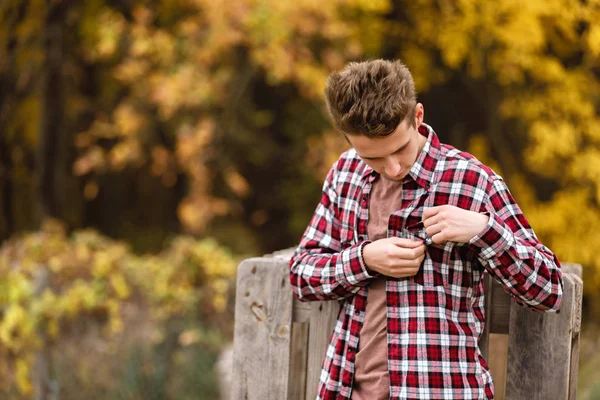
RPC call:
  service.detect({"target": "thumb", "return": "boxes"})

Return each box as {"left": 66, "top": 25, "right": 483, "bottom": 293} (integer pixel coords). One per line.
{"left": 388, "top": 236, "right": 423, "bottom": 247}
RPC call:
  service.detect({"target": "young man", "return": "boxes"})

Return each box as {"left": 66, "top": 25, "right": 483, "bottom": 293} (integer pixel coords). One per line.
{"left": 289, "top": 59, "right": 563, "bottom": 400}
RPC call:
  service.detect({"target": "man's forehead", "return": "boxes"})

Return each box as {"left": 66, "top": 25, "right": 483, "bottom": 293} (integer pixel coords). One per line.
{"left": 349, "top": 125, "right": 412, "bottom": 158}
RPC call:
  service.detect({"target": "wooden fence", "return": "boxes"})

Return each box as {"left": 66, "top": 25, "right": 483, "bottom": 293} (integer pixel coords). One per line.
{"left": 231, "top": 249, "right": 583, "bottom": 400}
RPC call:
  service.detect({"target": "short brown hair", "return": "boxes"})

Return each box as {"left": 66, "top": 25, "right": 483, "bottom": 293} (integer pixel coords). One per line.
{"left": 324, "top": 59, "right": 417, "bottom": 138}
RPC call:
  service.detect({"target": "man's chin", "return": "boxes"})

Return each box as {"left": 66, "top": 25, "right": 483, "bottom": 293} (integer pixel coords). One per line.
{"left": 383, "top": 174, "right": 406, "bottom": 181}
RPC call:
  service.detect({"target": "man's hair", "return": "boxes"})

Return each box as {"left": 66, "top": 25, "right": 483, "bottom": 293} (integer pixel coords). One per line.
{"left": 324, "top": 59, "right": 417, "bottom": 138}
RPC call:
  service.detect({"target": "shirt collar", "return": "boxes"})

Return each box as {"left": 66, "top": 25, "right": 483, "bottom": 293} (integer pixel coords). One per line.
{"left": 407, "top": 123, "right": 440, "bottom": 189}
{"left": 360, "top": 123, "right": 440, "bottom": 189}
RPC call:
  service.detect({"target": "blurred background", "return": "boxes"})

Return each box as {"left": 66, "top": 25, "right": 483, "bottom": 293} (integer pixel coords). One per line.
{"left": 1, "top": 0, "right": 599, "bottom": 398}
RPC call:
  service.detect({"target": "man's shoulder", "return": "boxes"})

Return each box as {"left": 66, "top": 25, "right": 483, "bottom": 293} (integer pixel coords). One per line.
{"left": 435, "top": 143, "right": 500, "bottom": 184}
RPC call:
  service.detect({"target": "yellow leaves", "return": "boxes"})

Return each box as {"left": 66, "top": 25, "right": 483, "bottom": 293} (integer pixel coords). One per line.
{"left": 151, "top": 146, "right": 178, "bottom": 187}
{"left": 526, "top": 121, "right": 579, "bottom": 175}
{"left": 149, "top": 66, "right": 212, "bottom": 119}
{"left": 109, "top": 273, "right": 130, "bottom": 300}
{"left": 92, "top": 253, "right": 113, "bottom": 278}
{"left": 80, "top": 8, "right": 126, "bottom": 61}
{"left": 113, "top": 58, "right": 151, "bottom": 83}
{"left": 91, "top": 9, "right": 126, "bottom": 61}
{"left": 16, "top": 358, "right": 32, "bottom": 395}
{"left": 438, "top": 29, "right": 473, "bottom": 70}
{"left": 224, "top": 168, "right": 250, "bottom": 198}
{"left": 114, "top": 103, "right": 145, "bottom": 138}
{"left": 106, "top": 299, "right": 123, "bottom": 335}
{"left": 528, "top": 57, "right": 566, "bottom": 83}
{"left": 73, "top": 146, "right": 107, "bottom": 176}
{"left": 400, "top": 46, "right": 448, "bottom": 91}
{"left": 178, "top": 329, "right": 201, "bottom": 346}
{"left": 586, "top": 24, "right": 600, "bottom": 57}
{"left": 60, "top": 280, "right": 98, "bottom": 317}
{"left": 568, "top": 149, "right": 600, "bottom": 194}
{"left": 178, "top": 197, "right": 230, "bottom": 234}
{"left": 0, "top": 304, "right": 28, "bottom": 348}
{"left": 108, "top": 140, "right": 144, "bottom": 171}
{"left": 0, "top": 303, "right": 39, "bottom": 389}
{"left": 466, "top": 135, "right": 503, "bottom": 178}
{"left": 176, "top": 120, "right": 215, "bottom": 168}
{"left": 296, "top": 63, "right": 330, "bottom": 99}
{"left": 7, "top": 272, "right": 33, "bottom": 304}
{"left": 211, "top": 278, "right": 230, "bottom": 312}
{"left": 491, "top": 9, "right": 545, "bottom": 53}
{"left": 350, "top": 0, "right": 391, "bottom": 13}
{"left": 525, "top": 188, "right": 600, "bottom": 270}
{"left": 305, "top": 129, "right": 350, "bottom": 180}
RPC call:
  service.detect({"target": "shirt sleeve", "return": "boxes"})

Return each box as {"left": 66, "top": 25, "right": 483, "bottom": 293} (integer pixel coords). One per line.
{"left": 469, "top": 177, "right": 563, "bottom": 312}
{"left": 289, "top": 164, "right": 375, "bottom": 302}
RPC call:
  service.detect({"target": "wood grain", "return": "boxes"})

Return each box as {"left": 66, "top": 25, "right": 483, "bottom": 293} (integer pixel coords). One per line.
{"left": 504, "top": 272, "right": 580, "bottom": 400}
{"left": 231, "top": 258, "right": 293, "bottom": 400}
{"left": 304, "top": 300, "right": 339, "bottom": 400}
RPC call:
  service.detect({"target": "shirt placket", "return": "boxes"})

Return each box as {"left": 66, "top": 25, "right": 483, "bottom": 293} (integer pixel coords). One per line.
{"left": 344, "top": 173, "right": 376, "bottom": 399}
{"left": 356, "top": 174, "right": 375, "bottom": 242}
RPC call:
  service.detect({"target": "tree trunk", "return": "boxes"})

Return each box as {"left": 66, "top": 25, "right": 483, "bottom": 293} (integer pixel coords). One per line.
{"left": 37, "top": 0, "right": 67, "bottom": 224}
{"left": 33, "top": 1, "right": 69, "bottom": 398}
{"left": 0, "top": 127, "right": 12, "bottom": 242}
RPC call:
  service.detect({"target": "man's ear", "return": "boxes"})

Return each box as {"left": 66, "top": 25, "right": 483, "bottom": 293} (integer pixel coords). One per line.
{"left": 415, "top": 103, "right": 424, "bottom": 126}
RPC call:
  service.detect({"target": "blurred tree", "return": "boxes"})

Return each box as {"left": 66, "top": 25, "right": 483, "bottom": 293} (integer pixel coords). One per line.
{"left": 1, "top": 0, "right": 600, "bottom": 300}
{"left": 2, "top": 0, "right": 600, "bottom": 397}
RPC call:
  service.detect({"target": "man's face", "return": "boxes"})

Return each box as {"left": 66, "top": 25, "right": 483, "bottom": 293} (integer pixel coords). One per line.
{"left": 346, "top": 103, "right": 425, "bottom": 181}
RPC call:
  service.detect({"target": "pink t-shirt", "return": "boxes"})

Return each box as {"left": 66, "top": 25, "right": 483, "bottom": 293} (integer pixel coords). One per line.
{"left": 352, "top": 176, "right": 403, "bottom": 400}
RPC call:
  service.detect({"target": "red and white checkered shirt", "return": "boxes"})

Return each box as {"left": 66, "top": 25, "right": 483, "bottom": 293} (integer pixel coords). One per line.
{"left": 289, "top": 123, "right": 563, "bottom": 400}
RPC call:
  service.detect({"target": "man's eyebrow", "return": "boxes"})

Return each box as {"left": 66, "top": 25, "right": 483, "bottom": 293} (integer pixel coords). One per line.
{"left": 361, "top": 141, "right": 410, "bottom": 160}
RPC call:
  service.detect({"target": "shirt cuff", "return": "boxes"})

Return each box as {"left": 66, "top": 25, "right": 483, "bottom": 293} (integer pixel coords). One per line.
{"left": 468, "top": 212, "right": 515, "bottom": 260}
{"left": 341, "top": 241, "right": 375, "bottom": 284}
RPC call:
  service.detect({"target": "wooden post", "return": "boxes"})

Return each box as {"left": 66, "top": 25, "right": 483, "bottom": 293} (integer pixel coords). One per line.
{"left": 231, "top": 257, "right": 294, "bottom": 400}
{"left": 231, "top": 254, "right": 583, "bottom": 400}
{"left": 302, "top": 300, "right": 338, "bottom": 400}
{"left": 504, "top": 265, "right": 582, "bottom": 400}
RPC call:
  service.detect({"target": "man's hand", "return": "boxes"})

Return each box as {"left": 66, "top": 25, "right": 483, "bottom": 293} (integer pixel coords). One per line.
{"left": 422, "top": 205, "right": 489, "bottom": 244}
{"left": 362, "top": 237, "right": 426, "bottom": 278}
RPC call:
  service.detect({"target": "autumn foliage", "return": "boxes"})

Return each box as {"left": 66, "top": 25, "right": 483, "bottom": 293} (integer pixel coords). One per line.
{"left": 1, "top": 0, "right": 600, "bottom": 397}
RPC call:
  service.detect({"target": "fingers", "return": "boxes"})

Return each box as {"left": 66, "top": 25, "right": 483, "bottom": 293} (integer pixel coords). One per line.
{"left": 387, "top": 237, "right": 424, "bottom": 248}
{"left": 424, "top": 221, "right": 443, "bottom": 238}
{"left": 387, "top": 253, "right": 425, "bottom": 278}
{"left": 422, "top": 206, "right": 443, "bottom": 220}
{"left": 430, "top": 232, "right": 446, "bottom": 244}
{"left": 422, "top": 212, "right": 441, "bottom": 228}
{"left": 389, "top": 242, "right": 426, "bottom": 260}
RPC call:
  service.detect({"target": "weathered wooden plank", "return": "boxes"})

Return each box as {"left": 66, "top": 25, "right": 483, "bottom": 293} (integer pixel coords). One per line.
{"left": 289, "top": 322, "right": 309, "bottom": 400}
{"left": 479, "top": 273, "right": 493, "bottom": 361}
{"left": 293, "top": 299, "right": 313, "bottom": 324}
{"left": 504, "top": 273, "right": 577, "bottom": 400}
{"left": 562, "top": 263, "right": 582, "bottom": 278}
{"left": 488, "top": 333, "right": 508, "bottom": 400}
{"left": 231, "top": 258, "right": 293, "bottom": 400}
{"left": 567, "top": 271, "right": 583, "bottom": 400}
{"left": 489, "top": 279, "right": 511, "bottom": 334}
{"left": 305, "top": 300, "right": 339, "bottom": 400}
{"left": 568, "top": 333, "right": 580, "bottom": 400}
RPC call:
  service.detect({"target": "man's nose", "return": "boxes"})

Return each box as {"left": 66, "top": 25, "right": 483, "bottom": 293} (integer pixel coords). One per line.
{"left": 384, "top": 157, "right": 402, "bottom": 176}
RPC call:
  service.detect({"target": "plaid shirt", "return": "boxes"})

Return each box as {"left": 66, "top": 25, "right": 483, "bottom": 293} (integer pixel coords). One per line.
{"left": 289, "top": 123, "right": 563, "bottom": 400}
